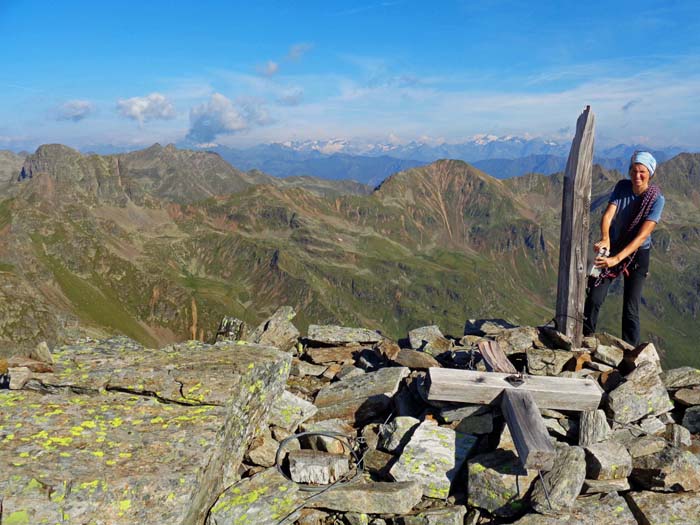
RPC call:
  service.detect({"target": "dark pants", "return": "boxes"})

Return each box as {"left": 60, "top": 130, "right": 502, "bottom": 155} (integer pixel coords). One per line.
{"left": 583, "top": 248, "right": 650, "bottom": 346}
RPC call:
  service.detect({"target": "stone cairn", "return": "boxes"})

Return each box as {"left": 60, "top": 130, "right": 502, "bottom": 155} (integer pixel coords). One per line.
{"left": 2, "top": 308, "right": 700, "bottom": 524}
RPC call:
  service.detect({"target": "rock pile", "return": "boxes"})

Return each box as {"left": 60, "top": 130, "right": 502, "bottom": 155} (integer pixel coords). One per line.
{"left": 2, "top": 308, "right": 700, "bottom": 525}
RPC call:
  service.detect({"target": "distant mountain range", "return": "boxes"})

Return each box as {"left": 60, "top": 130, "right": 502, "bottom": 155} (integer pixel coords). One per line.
{"left": 1, "top": 143, "right": 698, "bottom": 369}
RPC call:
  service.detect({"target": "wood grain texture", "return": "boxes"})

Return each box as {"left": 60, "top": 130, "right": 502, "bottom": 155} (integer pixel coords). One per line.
{"left": 427, "top": 368, "right": 603, "bottom": 411}
{"left": 501, "top": 389, "right": 556, "bottom": 470}
{"left": 555, "top": 106, "right": 595, "bottom": 346}
{"left": 478, "top": 340, "right": 517, "bottom": 374}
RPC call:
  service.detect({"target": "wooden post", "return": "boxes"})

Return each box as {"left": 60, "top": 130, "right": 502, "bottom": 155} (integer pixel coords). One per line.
{"left": 555, "top": 106, "right": 595, "bottom": 346}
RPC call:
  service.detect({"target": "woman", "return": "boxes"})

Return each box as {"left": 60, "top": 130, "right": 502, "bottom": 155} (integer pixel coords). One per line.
{"left": 583, "top": 151, "right": 665, "bottom": 346}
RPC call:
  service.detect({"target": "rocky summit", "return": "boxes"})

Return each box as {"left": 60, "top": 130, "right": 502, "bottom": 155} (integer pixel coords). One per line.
{"left": 3, "top": 307, "right": 700, "bottom": 524}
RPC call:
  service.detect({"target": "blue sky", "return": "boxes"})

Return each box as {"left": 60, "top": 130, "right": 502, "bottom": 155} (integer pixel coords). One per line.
{"left": 1, "top": 0, "right": 699, "bottom": 151}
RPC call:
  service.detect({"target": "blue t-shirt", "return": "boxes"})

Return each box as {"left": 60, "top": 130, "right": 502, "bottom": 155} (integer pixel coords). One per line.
{"left": 608, "top": 180, "right": 665, "bottom": 250}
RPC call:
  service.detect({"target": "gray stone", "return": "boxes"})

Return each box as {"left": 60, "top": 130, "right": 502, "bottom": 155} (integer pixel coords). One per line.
{"left": 464, "top": 318, "right": 517, "bottom": 336}
{"left": 606, "top": 361, "right": 674, "bottom": 424}
{"left": 336, "top": 365, "right": 365, "bottom": 381}
{"left": 632, "top": 446, "right": 700, "bottom": 491}
{"left": 544, "top": 417, "right": 569, "bottom": 438}
{"left": 390, "top": 420, "right": 478, "bottom": 498}
{"left": 513, "top": 492, "right": 636, "bottom": 524}
{"left": 408, "top": 325, "right": 450, "bottom": 352}
{"left": 455, "top": 412, "right": 493, "bottom": 435}
{"left": 398, "top": 506, "right": 468, "bottom": 525}
{"left": 394, "top": 348, "right": 441, "bottom": 369}
{"left": 666, "top": 423, "right": 692, "bottom": 447}
{"left": 584, "top": 441, "right": 632, "bottom": 480}
{"left": 638, "top": 416, "right": 666, "bottom": 435}
{"left": 308, "top": 481, "right": 423, "bottom": 514}
{"left": 207, "top": 467, "right": 304, "bottom": 525}
{"left": 378, "top": 416, "right": 420, "bottom": 453}
{"left": 298, "top": 509, "right": 332, "bottom": 525}
{"left": 361, "top": 423, "right": 381, "bottom": 450}
{"left": 269, "top": 390, "right": 318, "bottom": 432}
{"left": 29, "top": 340, "right": 54, "bottom": 364}
{"left": 363, "top": 448, "right": 394, "bottom": 475}
{"left": 288, "top": 450, "right": 350, "bottom": 485}
{"left": 621, "top": 342, "right": 662, "bottom": 374}
{"left": 530, "top": 444, "right": 587, "bottom": 515}
{"left": 585, "top": 361, "right": 613, "bottom": 373}
{"left": 582, "top": 478, "right": 630, "bottom": 493}
{"left": 466, "top": 449, "right": 537, "bottom": 517}
{"left": 305, "top": 345, "right": 360, "bottom": 365}
{"left": 579, "top": 410, "right": 611, "bottom": 446}
{"left": 674, "top": 387, "right": 700, "bottom": 406}
{"left": 299, "top": 419, "right": 354, "bottom": 455}
{"left": 307, "top": 325, "right": 383, "bottom": 345}
{"left": 249, "top": 305, "right": 300, "bottom": 353}
{"left": 592, "top": 345, "right": 623, "bottom": 367}
{"left": 683, "top": 405, "right": 700, "bottom": 432}
{"left": 625, "top": 491, "right": 700, "bottom": 525}
{"left": 215, "top": 316, "right": 247, "bottom": 342}
{"left": 662, "top": 366, "right": 700, "bottom": 389}
{"left": 291, "top": 358, "right": 327, "bottom": 377}
{"left": 596, "top": 332, "right": 634, "bottom": 351}
{"left": 527, "top": 348, "right": 575, "bottom": 376}
{"left": 438, "top": 404, "right": 488, "bottom": 423}
{"left": 245, "top": 429, "right": 279, "bottom": 467}
{"left": 312, "top": 366, "right": 410, "bottom": 423}
{"left": 0, "top": 337, "right": 292, "bottom": 525}
{"left": 582, "top": 336, "right": 598, "bottom": 349}
{"left": 538, "top": 326, "right": 573, "bottom": 350}
{"left": 626, "top": 435, "right": 667, "bottom": 458}
{"left": 496, "top": 326, "right": 543, "bottom": 355}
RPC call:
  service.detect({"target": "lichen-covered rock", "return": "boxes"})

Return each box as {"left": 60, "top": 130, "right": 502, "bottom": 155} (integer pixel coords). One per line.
{"left": 312, "top": 366, "right": 409, "bottom": 423}
{"left": 378, "top": 416, "right": 420, "bottom": 453}
{"left": 661, "top": 366, "right": 700, "bottom": 389}
{"left": 307, "top": 481, "right": 423, "bottom": 514}
{"left": 592, "top": 345, "right": 623, "bottom": 367}
{"left": 466, "top": 449, "right": 537, "bottom": 517}
{"left": 527, "top": 348, "right": 575, "bottom": 376}
{"left": 578, "top": 410, "right": 611, "bottom": 446}
{"left": 389, "top": 420, "right": 477, "bottom": 498}
{"left": 530, "top": 444, "right": 586, "bottom": 515}
{"left": 606, "top": 361, "right": 674, "bottom": 424}
{"left": 269, "top": 390, "right": 318, "bottom": 432}
{"left": 513, "top": 493, "right": 636, "bottom": 524}
{"left": 407, "top": 325, "right": 451, "bottom": 356}
{"left": 306, "top": 325, "right": 383, "bottom": 345}
{"left": 584, "top": 441, "right": 632, "bottom": 480}
{"left": 248, "top": 305, "right": 300, "bottom": 353}
{"left": 496, "top": 326, "right": 543, "bottom": 355}
{"left": 0, "top": 337, "right": 292, "bottom": 525}
{"left": 631, "top": 446, "right": 700, "bottom": 491}
{"left": 207, "top": 467, "right": 304, "bottom": 525}
{"left": 624, "top": 491, "right": 700, "bottom": 525}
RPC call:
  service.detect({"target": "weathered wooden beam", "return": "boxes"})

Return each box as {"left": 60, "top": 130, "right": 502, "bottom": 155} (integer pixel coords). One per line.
{"left": 478, "top": 340, "right": 517, "bottom": 374}
{"left": 555, "top": 106, "right": 596, "bottom": 346}
{"left": 427, "top": 368, "right": 602, "bottom": 411}
{"left": 501, "top": 388, "right": 556, "bottom": 470}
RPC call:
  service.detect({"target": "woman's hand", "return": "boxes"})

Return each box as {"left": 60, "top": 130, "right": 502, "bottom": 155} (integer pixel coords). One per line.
{"left": 593, "top": 239, "right": 610, "bottom": 253}
{"left": 595, "top": 254, "right": 620, "bottom": 269}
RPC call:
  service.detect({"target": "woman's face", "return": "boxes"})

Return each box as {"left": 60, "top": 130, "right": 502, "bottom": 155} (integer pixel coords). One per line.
{"left": 629, "top": 163, "right": 650, "bottom": 191}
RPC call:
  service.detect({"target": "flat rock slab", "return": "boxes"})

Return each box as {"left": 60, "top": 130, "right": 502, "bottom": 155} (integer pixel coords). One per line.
{"left": 530, "top": 444, "right": 586, "bottom": 515}
{"left": 466, "top": 449, "right": 537, "bottom": 517}
{"left": 582, "top": 478, "right": 630, "bottom": 494}
{"left": 527, "top": 348, "right": 575, "bottom": 376}
{"left": 661, "top": 366, "right": 700, "bottom": 389}
{"left": 585, "top": 441, "right": 632, "bottom": 480}
{"left": 626, "top": 435, "right": 667, "bottom": 458}
{"left": 312, "top": 366, "right": 409, "bottom": 423}
{"left": 513, "top": 493, "right": 636, "bottom": 524}
{"left": 625, "top": 491, "right": 700, "bottom": 525}
{"left": 291, "top": 359, "right": 327, "bottom": 377}
{"left": 308, "top": 481, "right": 423, "bottom": 514}
{"left": 683, "top": 405, "right": 700, "bottom": 432}
{"left": 305, "top": 345, "right": 361, "bottom": 365}
{"left": 390, "top": 420, "right": 478, "bottom": 498}
{"left": 0, "top": 337, "right": 291, "bottom": 525}
{"left": 606, "top": 362, "right": 674, "bottom": 424}
{"left": 674, "top": 388, "right": 700, "bottom": 406}
{"left": 306, "top": 325, "right": 383, "bottom": 345}
{"left": 288, "top": 450, "right": 350, "bottom": 485}
{"left": 207, "top": 467, "right": 304, "bottom": 525}
{"left": 269, "top": 390, "right": 318, "bottom": 432}
{"left": 593, "top": 345, "right": 624, "bottom": 367}
{"left": 249, "top": 305, "right": 300, "bottom": 353}
{"left": 394, "top": 348, "right": 441, "bottom": 369}
{"left": 631, "top": 446, "right": 700, "bottom": 491}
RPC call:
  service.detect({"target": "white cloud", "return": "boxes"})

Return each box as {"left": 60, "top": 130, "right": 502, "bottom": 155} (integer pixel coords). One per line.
{"left": 277, "top": 87, "right": 304, "bottom": 106}
{"left": 287, "top": 43, "right": 313, "bottom": 61}
{"left": 186, "top": 93, "right": 271, "bottom": 143}
{"left": 257, "top": 61, "right": 279, "bottom": 77}
{"left": 55, "top": 100, "right": 94, "bottom": 122}
{"left": 116, "top": 93, "right": 176, "bottom": 124}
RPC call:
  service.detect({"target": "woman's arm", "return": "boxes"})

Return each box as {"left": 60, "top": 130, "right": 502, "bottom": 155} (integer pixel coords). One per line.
{"left": 596, "top": 219, "right": 658, "bottom": 268}
{"left": 593, "top": 203, "right": 617, "bottom": 252}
